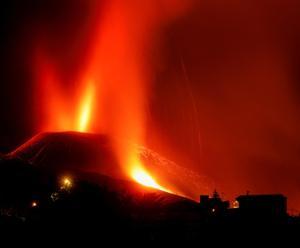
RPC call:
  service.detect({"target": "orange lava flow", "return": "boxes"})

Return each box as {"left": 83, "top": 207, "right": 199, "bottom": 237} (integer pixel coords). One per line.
{"left": 130, "top": 158, "right": 169, "bottom": 192}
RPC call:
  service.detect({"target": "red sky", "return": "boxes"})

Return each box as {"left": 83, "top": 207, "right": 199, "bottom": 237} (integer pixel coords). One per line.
{"left": 1, "top": 0, "right": 300, "bottom": 212}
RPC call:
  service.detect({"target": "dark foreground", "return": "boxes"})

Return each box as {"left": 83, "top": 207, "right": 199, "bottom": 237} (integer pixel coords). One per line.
{"left": 0, "top": 132, "right": 300, "bottom": 242}
{"left": 0, "top": 157, "right": 300, "bottom": 243}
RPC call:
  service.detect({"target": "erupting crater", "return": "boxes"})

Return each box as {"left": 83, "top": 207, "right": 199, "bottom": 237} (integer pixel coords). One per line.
{"left": 8, "top": 132, "right": 212, "bottom": 200}
{"left": 30, "top": 0, "right": 209, "bottom": 199}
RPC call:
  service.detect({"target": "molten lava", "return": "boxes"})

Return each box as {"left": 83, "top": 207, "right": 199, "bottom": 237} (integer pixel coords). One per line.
{"left": 131, "top": 160, "right": 168, "bottom": 192}
{"left": 77, "top": 82, "right": 94, "bottom": 132}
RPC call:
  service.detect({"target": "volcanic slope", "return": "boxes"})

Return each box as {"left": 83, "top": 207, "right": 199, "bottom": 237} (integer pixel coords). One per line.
{"left": 8, "top": 131, "right": 212, "bottom": 198}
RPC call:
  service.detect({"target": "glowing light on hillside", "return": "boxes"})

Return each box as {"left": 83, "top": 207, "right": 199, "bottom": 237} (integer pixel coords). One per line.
{"left": 61, "top": 176, "right": 72, "bottom": 189}
{"left": 233, "top": 200, "right": 240, "bottom": 209}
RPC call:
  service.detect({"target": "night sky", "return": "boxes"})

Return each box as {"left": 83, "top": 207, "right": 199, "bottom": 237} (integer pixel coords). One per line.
{"left": 1, "top": 0, "right": 300, "bottom": 211}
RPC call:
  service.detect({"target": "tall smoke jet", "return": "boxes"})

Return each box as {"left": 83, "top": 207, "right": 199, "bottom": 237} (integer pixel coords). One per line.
{"left": 33, "top": 0, "right": 195, "bottom": 192}
{"left": 88, "top": 0, "right": 193, "bottom": 181}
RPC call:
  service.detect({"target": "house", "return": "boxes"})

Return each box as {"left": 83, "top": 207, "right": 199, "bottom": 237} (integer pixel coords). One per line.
{"left": 235, "top": 194, "right": 287, "bottom": 217}
{"left": 199, "top": 190, "right": 229, "bottom": 215}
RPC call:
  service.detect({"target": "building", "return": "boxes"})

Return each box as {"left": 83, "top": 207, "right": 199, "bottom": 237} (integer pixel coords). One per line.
{"left": 199, "top": 190, "right": 229, "bottom": 215}
{"left": 235, "top": 194, "right": 287, "bottom": 217}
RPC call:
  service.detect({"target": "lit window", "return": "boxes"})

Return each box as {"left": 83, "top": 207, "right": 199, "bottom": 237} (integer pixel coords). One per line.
{"left": 233, "top": 200, "right": 239, "bottom": 209}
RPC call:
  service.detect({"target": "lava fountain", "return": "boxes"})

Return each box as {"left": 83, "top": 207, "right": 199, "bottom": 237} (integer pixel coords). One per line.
{"left": 33, "top": 0, "right": 193, "bottom": 193}
{"left": 77, "top": 81, "right": 95, "bottom": 132}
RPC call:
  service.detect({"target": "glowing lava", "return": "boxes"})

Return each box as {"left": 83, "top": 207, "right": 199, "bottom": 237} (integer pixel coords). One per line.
{"left": 34, "top": 51, "right": 95, "bottom": 134}
{"left": 77, "top": 82, "right": 95, "bottom": 132}
{"left": 132, "top": 167, "right": 165, "bottom": 191}
{"left": 131, "top": 158, "right": 169, "bottom": 192}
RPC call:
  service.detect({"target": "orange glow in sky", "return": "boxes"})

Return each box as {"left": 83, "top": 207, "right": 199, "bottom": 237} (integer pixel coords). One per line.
{"left": 34, "top": 51, "right": 96, "bottom": 133}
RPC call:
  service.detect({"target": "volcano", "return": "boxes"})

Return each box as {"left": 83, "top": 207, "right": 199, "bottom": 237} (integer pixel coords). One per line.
{"left": 0, "top": 132, "right": 205, "bottom": 226}
{"left": 8, "top": 132, "right": 121, "bottom": 178}
{"left": 0, "top": 134, "right": 297, "bottom": 241}
{"left": 7, "top": 131, "right": 212, "bottom": 199}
